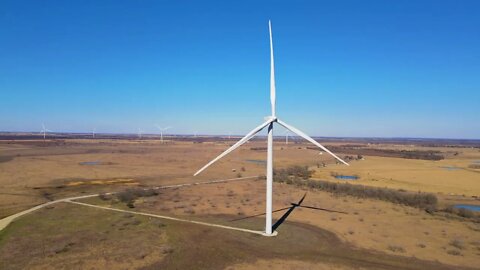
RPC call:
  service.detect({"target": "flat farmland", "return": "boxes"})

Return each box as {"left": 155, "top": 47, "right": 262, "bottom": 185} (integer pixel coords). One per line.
{"left": 0, "top": 138, "right": 479, "bottom": 269}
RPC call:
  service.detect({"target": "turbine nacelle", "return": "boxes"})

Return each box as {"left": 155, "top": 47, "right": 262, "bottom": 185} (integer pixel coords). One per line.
{"left": 264, "top": 116, "right": 277, "bottom": 122}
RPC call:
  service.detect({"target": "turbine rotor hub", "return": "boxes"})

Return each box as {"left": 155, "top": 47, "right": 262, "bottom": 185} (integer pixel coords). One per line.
{"left": 264, "top": 116, "right": 277, "bottom": 122}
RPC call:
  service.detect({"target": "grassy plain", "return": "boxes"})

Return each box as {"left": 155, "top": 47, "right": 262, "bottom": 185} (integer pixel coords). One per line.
{"left": 314, "top": 153, "right": 480, "bottom": 196}
{"left": 0, "top": 137, "right": 479, "bottom": 269}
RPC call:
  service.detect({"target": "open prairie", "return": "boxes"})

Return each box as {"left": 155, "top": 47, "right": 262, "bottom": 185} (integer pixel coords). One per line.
{"left": 0, "top": 137, "right": 479, "bottom": 269}
{"left": 314, "top": 152, "right": 480, "bottom": 197}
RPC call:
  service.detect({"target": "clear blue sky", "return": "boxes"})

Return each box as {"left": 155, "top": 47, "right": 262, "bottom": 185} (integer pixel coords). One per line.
{"left": 1, "top": 0, "right": 479, "bottom": 139}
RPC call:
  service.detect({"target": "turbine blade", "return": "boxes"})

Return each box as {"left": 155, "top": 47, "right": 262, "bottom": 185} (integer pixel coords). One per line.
{"left": 276, "top": 119, "right": 349, "bottom": 166}
{"left": 269, "top": 20, "right": 276, "bottom": 117}
{"left": 194, "top": 119, "right": 272, "bottom": 176}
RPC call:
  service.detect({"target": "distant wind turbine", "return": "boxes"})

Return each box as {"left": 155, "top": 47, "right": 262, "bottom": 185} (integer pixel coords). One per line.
{"left": 156, "top": 125, "right": 171, "bottom": 143}
{"left": 92, "top": 128, "right": 96, "bottom": 139}
{"left": 194, "top": 21, "right": 349, "bottom": 237}
{"left": 40, "top": 123, "right": 52, "bottom": 141}
{"left": 284, "top": 130, "right": 290, "bottom": 145}
{"left": 137, "top": 128, "right": 143, "bottom": 139}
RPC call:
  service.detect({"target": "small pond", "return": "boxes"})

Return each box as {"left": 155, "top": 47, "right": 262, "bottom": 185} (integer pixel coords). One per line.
{"left": 79, "top": 161, "right": 101, "bottom": 166}
{"left": 245, "top": 159, "right": 266, "bottom": 165}
{"left": 454, "top": 204, "right": 480, "bottom": 212}
{"left": 439, "top": 166, "right": 460, "bottom": 171}
{"left": 334, "top": 175, "right": 359, "bottom": 180}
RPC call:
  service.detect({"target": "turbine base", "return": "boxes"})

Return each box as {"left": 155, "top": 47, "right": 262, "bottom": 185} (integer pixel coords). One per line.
{"left": 261, "top": 231, "right": 278, "bottom": 237}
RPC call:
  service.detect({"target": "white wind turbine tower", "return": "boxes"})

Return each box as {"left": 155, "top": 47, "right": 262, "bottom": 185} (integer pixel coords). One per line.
{"left": 284, "top": 130, "right": 290, "bottom": 145}
{"left": 137, "top": 128, "right": 143, "bottom": 139}
{"left": 40, "top": 123, "right": 52, "bottom": 141}
{"left": 156, "top": 125, "right": 171, "bottom": 143}
{"left": 92, "top": 128, "right": 96, "bottom": 139}
{"left": 194, "top": 21, "right": 349, "bottom": 236}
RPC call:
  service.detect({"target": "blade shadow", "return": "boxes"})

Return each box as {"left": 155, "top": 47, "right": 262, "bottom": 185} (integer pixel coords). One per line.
{"left": 297, "top": 205, "right": 348, "bottom": 214}
{"left": 230, "top": 193, "right": 348, "bottom": 232}
{"left": 229, "top": 206, "right": 291, "bottom": 222}
{"left": 272, "top": 193, "right": 348, "bottom": 231}
{"left": 271, "top": 192, "right": 307, "bottom": 231}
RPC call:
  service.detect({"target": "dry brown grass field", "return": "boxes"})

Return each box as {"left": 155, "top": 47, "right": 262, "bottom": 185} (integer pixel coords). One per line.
{"left": 0, "top": 137, "right": 479, "bottom": 269}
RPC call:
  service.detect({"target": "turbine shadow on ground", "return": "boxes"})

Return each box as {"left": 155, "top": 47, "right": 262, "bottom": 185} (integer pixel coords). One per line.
{"left": 230, "top": 193, "right": 348, "bottom": 232}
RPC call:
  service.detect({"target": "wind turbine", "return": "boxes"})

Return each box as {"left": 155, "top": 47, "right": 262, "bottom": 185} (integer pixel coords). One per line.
{"left": 156, "top": 125, "right": 171, "bottom": 143}
{"left": 194, "top": 21, "right": 349, "bottom": 236}
{"left": 137, "top": 128, "right": 143, "bottom": 139}
{"left": 92, "top": 128, "right": 96, "bottom": 139}
{"left": 284, "top": 130, "right": 290, "bottom": 145}
{"left": 40, "top": 123, "right": 52, "bottom": 141}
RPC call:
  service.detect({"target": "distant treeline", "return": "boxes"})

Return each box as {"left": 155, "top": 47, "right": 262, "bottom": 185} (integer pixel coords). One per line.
{"left": 274, "top": 165, "right": 438, "bottom": 211}
{"left": 307, "top": 146, "right": 445, "bottom": 161}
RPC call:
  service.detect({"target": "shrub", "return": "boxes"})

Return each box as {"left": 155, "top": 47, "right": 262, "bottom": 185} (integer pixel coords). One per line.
{"left": 443, "top": 205, "right": 479, "bottom": 220}
{"left": 447, "top": 249, "right": 462, "bottom": 256}
{"left": 274, "top": 165, "right": 313, "bottom": 180}
{"left": 99, "top": 193, "right": 110, "bottom": 200}
{"left": 387, "top": 245, "right": 405, "bottom": 253}
{"left": 425, "top": 204, "right": 437, "bottom": 214}
{"left": 457, "top": 208, "right": 474, "bottom": 218}
{"left": 117, "top": 190, "right": 136, "bottom": 204}
{"left": 449, "top": 239, "right": 465, "bottom": 250}
{"left": 117, "top": 188, "right": 159, "bottom": 205}
{"left": 274, "top": 165, "right": 438, "bottom": 211}
{"left": 288, "top": 165, "right": 314, "bottom": 179}
{"left": 184, "top": 208, "right": 195, "bottom": 214}
{"left": 444, "top": 205, "right": 456, "bottom": 214}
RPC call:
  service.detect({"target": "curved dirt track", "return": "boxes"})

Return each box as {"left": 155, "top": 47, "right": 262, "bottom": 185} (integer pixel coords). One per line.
{"left": 1, "top": 175, "right": 475, "bottom": 270}
{"left": 0, "top": 176, "right": 258, "bottom": 232}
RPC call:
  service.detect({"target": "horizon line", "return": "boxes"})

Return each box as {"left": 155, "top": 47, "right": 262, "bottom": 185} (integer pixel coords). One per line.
{"left": 0, "top": 131, "right": 479, "bottom": 141}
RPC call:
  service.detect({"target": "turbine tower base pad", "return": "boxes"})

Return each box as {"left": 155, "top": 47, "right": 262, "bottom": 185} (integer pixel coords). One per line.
{"left": 261, "top": 231, "right": 278, "bottom": 237}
